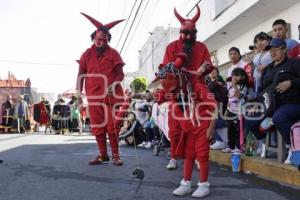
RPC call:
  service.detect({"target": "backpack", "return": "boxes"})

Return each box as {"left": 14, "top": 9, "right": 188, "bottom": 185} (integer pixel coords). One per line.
{"left": 207, "top": 82, "right": 228, "bottom": 114}
{"left": 290, "top": 121, "right": 300, "bottom": 169}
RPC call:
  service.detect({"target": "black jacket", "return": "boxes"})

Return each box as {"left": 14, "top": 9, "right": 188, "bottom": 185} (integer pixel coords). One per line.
{"left": 262, "top": 57, "right": 300, "bottom": 106}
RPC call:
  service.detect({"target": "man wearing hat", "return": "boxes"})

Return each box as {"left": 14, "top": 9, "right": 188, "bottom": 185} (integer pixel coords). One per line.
{"left": 246, "top": 38, "right": 300, "bottom": 163}
{"left": 77, "top": 13, "right": 125, "bottom": 166}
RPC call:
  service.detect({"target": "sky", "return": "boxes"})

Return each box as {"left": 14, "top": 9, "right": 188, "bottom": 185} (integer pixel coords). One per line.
{"left": 0, "top": 0, "right": 195, "bottom": 95}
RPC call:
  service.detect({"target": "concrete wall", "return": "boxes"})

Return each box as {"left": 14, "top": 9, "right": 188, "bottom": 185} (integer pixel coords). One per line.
{"left": 215, "top": 1, "right": 300, "bottom": 68}
{"left": 137, "top": 26, "right": 179, "bottom": 84}
{"left": 198, "top": 0, "right": 259, "bottom": 42}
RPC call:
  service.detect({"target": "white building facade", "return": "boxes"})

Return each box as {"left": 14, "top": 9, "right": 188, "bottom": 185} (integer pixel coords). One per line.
{"left": 125, "top": 0, "right": 300, "bottom": 86}
{"left": 196, "top": 0, "right": 300, "bottom": 76}
{"left": 136, "top": 26, "right": 179, "bottom": 84}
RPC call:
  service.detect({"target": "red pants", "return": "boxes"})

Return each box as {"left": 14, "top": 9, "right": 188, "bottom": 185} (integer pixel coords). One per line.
{"left": 88, "top": 102, "right": 120, "bottom": 156}
{"left": 88, "top": 102, "right": 119, "bottom": 135}
{"left": 168, "top": 102, "right": 211, "bottom": 182}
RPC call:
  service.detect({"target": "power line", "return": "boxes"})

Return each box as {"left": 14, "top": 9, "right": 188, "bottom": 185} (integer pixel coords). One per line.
{"left": 138, "top": 0, "right": 203, "bottom": 67}
{"left": 186, "top": 0, "right": 202, "bottom": 17}
{"left": 144, "top": 0, "right": 160, "bottom": 28}
{"left": 120, "top": 0, "right": 144, "bottom": 55}
{"left": 123, "top": 0, "right": 150, "bottom": 55}
{"left": 116, "top": 0, "right": 138, "bottom": 49}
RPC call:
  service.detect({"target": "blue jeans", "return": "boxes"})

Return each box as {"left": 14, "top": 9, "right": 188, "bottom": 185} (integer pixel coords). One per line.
{"left": 272, "top": 104, "right": 300, "bottom": 144}
{"left": 215, "top": 118, "right": 226, "bottom": 142}
{"left": 245, "top": 104, "right": 300, "bottom": 143}
{"left": 245, "top": 112, "right": 265, "bottom": 140}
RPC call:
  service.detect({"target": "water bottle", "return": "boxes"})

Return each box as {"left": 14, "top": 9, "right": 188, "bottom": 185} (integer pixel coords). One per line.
{"left": 245, "top": 131, "right": 256, "bottom": 156}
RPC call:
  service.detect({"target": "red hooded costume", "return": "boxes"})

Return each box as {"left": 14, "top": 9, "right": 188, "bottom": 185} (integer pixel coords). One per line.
{"left": 153, "top": 6, "right": 216, "bottom": 189}
{"left": 77, "top": 12, "right": 125, "bottom": 166}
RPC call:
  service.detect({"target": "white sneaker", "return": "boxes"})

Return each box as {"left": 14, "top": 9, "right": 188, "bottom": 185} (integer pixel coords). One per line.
{"left": 210, "top": 141, "right": 226, "bottom": 150}
{"left": 137, "top": 142, "right": 147, "bottom": 148}
{"left": 284, "top": 149, "right": 292, "bottom": 165}
{"left": 222, "top": 147, "right": 232, "bottom": 153}
{"left": 260, "top": 143, "right": 266, "bottom": 158}
{"left": 144, "top": 142, "right": 152, "bottom": 149}
{"left": 192, "top": 182, "right": 210, "bottom": 198}
{"left": 231, "top": 148, "right": 242, "bottom": 153}
{"left": 173, "top": 179, "right": 192, "bottom": 196}
{"left": 166, "top": 159, "right": 177, "bottom": 170}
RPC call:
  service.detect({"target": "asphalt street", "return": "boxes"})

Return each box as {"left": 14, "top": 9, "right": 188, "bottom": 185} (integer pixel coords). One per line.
{"left": 0, "top": 133, "right": 299, "bottom": 200}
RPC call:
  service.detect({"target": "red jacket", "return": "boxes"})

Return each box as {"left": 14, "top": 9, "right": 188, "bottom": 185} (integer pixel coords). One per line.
{"left": 163, "top": 39, "right": 213, "bottom": 78}
{"left": 77, "top": 45, "right": 125, "bottom": 104}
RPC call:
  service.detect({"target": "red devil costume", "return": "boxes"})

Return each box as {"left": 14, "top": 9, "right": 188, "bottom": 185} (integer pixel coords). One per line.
{"left": 34, "top": 97, "right": 51, "bottom": 127}
{"left": 77, "top": 12, "right": 125, "bottom": 166}
{"left": 153, "top": 6, "right": 216, "bottom": 198}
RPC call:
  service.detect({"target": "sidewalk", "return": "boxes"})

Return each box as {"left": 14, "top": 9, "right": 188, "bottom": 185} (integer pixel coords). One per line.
{"left": 209, "top": 149, "right": 300, "bottom": 187}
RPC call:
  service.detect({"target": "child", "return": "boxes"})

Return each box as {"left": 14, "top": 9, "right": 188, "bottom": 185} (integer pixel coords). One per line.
{"left": 119, "top": 112, "right": 144, "bottom": 146}
{"left": 222, "top": 68, "right": 248, "bottom": 153}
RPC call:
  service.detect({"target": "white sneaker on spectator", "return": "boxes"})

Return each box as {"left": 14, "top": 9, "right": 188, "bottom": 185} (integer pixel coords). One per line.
{"left": 210, "top": 141, "right": 226, "bottom": 150}
{"left": 260, "top": 143, "right": 266, "bottom": 158}
{"left": 166, "top": 159, "right": 177, "bottom": 170}
{"left": 231, "top": 148, "right": 242, "bottom": 153}
{"left": 222, "top": 148, "right": 232, "bottom": 153}
{"left": 192, "top": 182, "right": 210, "bottom": 198}
{"left": 144, "top": 142, "right": 152, "bottom": 149}
{"left": 284, "top": 149, "right": 292, "bottom": 165}
{"left": 137, "top": 142, "right": 147, "bottom": 148}
{"left": 173, "top": 179, "right": 192, "bottom": 196}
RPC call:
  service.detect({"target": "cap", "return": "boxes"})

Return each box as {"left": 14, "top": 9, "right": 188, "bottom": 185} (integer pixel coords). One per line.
{"left": 265, "top": 38, "right": 287, "bottom": 50}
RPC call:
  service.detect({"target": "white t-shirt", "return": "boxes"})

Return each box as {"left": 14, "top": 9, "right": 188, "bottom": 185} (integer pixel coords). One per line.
{"left": 227, "top": 59, "right": 248, "bottom": 79}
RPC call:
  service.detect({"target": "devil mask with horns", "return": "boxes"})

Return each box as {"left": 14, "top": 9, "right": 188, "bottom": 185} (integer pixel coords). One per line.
{"left": 80, "top": 13, "right": 124, "bottom": 54}
{"left": 154, "top": 6, "right": 201, "bottom": 92}
{"left": 174, "top": 5, "right": 200, "bottom": 43}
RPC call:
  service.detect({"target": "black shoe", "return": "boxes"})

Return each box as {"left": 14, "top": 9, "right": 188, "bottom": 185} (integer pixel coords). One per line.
{"left": 89, "top": 155, "right": 109, "bottom": 165}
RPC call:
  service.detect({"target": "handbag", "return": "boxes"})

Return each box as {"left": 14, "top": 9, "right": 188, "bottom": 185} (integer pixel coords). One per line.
{"left": 256, "top": 86, "right": 276, "bottom": 117}
{"left": 256, "top": 68, "right": 280, "bottom": 117}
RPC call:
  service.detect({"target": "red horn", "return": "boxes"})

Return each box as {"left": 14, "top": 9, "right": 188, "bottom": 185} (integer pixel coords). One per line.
{"left": 80, "top": 12, "right": 103, "bottom": 28}
{"left": 104, "top": 19, "right": 125, "bottom": 30}
{"left": 191, "top": 5, "right": 201, "bottom": 23}
{"left": 174, "top": 7, "right": 185, "bottom": 24}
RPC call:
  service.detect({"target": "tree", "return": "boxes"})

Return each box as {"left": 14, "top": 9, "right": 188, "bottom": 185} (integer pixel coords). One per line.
{"left": 130, "top": 77, "right": 147, "bottom": 93}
